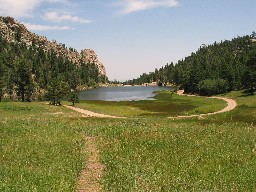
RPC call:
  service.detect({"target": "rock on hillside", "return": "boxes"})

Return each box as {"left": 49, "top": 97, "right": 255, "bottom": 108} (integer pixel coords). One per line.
{"left": 0, "top": 16, "right": 106, "bottom": 76}
{"left": 80, "top": 49, "right": 106, "bottom": 75}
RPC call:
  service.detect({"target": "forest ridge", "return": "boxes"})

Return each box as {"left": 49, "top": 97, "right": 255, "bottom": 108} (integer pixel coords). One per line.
{"left": 1, "top": 15, "right": 256, "bottom": 102}
{"left": 0, "top": 16, "right": 107, "bottom": 102}
{"left": 127, "top": 32, "right": 256, "bottom": 96}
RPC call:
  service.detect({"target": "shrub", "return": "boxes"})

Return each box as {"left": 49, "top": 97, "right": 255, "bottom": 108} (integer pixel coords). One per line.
{"left": 198, "top": 78, "right": 229, "bottom": 96}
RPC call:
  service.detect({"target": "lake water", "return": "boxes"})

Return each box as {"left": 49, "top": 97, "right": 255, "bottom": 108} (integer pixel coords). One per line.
{"left": 78, "top": 86, "right": 176, "bottom": 101}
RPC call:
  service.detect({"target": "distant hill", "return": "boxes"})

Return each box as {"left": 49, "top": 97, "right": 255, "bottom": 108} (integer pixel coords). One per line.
{"left": 127, "top": 33, "right": 256, "bottom": 95}
{"left": 0, "top": 16, "right": 107, "bottom": 101}
{"left": 0, "top": 16, "right": 106, "bottom": 76}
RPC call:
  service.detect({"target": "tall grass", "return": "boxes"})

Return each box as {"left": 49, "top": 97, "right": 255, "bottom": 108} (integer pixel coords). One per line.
{"left": 1, "top": 91, "right": 256, "bottom": 191}
{"left": 72, "top": 91, "right": 256, "bottom": 191}
{"left": 69, "top": 117, "right": 256, "bottom": 191}
{"left": 0, "top": 102, "right": 85, "bottom": 192}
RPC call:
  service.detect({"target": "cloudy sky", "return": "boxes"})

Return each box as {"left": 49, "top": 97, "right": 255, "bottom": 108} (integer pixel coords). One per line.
{"left": 0, "top": 0, "right": 255, "bottom": 81}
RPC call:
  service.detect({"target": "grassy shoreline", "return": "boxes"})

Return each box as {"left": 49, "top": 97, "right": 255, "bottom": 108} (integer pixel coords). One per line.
{"left": 73, "top": 91, "right": 227, "bottom": 118}
{"left": 1, "top": 90, "right": 256, "bottom": 191}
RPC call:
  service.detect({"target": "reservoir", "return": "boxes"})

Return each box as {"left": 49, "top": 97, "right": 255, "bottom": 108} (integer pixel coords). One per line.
{"left": 78, "top": 86, "right": 176, "bottom": 101}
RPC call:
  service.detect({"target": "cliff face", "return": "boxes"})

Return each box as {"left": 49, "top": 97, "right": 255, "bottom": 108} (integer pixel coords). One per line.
{"left": 80, "top": 49, "right": 106, "bottom": 75}
{"left": 0, "top": 16, "right": 106, "bottom": 76}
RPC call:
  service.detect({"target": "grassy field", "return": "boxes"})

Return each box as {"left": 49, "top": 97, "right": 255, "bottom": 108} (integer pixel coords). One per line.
{"left": 74, "top": 91, "right": 227, "bottom": 117}
{"left": 0, "top": 102, "right": 85, "bottom": 191}
{"left": 1, "top": 91, "right": 256, "bottom": 191}
{"left": 83, "top": 119, "right": 256, "bottom": 191}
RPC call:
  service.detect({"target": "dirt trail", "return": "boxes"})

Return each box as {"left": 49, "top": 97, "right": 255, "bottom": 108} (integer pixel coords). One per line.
{"left": 64, "top": 105, "right": 125, "bottom": 118}
{"left": 77, "top": 136, "right": 104, "bottom": 192}
{"left": 171, "top": 90, "right": 237, "bottom": 119}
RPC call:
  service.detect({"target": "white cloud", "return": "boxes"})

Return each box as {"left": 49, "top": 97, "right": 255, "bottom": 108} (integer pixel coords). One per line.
{"left": 0, "top": 0, "right": 70, "bottom": 18}
{"left": 47, "top": 0, "right": 68, "bottom": 3}
{"left": 116, "top": 0, "right": 178, "bottom": 14}
{"left": 23, "top": 22, "right": 71, "bottom": 31}
{"left": 47, "top": 0, "right": 71, "bottom": 5}
{"left": 44, "top": 11, "right": 92, "bottom": 24}
{"left": 0, "top": 0, "right": 41, "bottom": 18}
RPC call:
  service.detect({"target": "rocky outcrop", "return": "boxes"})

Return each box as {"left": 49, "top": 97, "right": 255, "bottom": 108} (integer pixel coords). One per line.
{"left": 81, "top": 49, "right": 106, "bottom": 75}
{"left": 0, "top": 16, "right": 106, "bottom": 76}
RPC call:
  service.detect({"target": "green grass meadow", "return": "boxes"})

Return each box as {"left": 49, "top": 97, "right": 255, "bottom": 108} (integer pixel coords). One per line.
{"left": 1, "top": 91, "right": 256, "bottom": 191}
{"left": 0, "top": 102, "right": 85, "bottom": 191}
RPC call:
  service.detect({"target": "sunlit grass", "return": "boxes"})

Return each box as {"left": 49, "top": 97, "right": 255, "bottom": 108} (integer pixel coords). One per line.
{"left": 224, "top": 91, "right": 256, "bottom": 123}
{"left": 70, "top": 90, "right": 256, "bottom": 191}
{"left": 0, "top": 102, "right": 85, "bottom": 192}
{"left": 199, "top": 90, "right": 256, "bottom": 124}
{"left": 1, "top": 90, "right": 256, "bottom": 191}
{"left": 72, "top": 118, "right": 256, "bottom": 191}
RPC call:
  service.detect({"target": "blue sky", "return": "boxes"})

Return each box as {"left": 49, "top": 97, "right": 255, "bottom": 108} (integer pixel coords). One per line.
{"left": 0, "top": 0, "right": 255, "bottom": 81}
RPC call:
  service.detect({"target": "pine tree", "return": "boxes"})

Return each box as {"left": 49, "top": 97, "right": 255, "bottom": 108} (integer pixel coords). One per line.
{"left": 16, "top": 59, "right": 34, "bottom": 102}
{"left": 45, "top": 78, "right": 70, "bottom": 105}
{"left": 244, "top": 55, "right": 256, "bottom": 94}
{"left": 0, "top": 59, "right": 6, "bottom": 102}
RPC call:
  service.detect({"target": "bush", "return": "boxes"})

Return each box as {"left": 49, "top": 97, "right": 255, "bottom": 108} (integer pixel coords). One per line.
{"left": 198, "top": 78, "right": 229, "bottom": 96}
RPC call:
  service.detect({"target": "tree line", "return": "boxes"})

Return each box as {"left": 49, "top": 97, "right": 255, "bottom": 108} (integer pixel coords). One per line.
{"left": 0, "top": 33, "right": 107, "bottom": 104}
{"left": 125, "top": 33, "right": 256, "bottom": 95}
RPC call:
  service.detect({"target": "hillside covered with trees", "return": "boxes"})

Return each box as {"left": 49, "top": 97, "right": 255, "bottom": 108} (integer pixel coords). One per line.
{"left": 0, "top": 17, "right": 107, "bottom": 103}
{"left": 126, "top": 33, "right": 256, "bottom": 96}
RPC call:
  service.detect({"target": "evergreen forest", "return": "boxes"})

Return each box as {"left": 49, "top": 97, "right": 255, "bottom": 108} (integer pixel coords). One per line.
{"left": 0, "top": 33, "right": 106, "bottom": 103}
{"left": 126, "top": 33, "right": 256, "bottom": 95}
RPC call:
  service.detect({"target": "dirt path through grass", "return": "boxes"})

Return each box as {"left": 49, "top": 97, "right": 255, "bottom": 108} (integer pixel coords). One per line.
{"left": 77, "top": 136, "right": 104, "bottom": 192}
{"left": 64, "top": 105, "right": 126, "bottom": 118}
{"left": 64, "top": 90, "right": 236, "bottom": 119}
{"left": 172, "top": 90, "right": 237, "bottom": 118}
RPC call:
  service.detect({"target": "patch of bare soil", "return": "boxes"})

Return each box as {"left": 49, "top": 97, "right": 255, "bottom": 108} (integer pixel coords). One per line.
{"left": 63, "top": 105, "right": 125, "bottom": 118}
{"left": 77, "top": 136, "right": 104, "bottom": 192}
